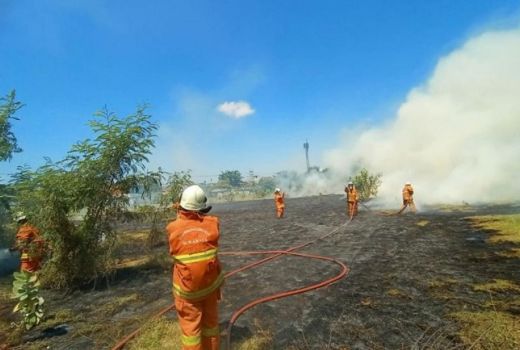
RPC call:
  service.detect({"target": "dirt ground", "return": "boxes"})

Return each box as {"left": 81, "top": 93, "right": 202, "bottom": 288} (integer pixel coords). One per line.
{"left": 1, "top": 195, "right": 519, "bottom": 349}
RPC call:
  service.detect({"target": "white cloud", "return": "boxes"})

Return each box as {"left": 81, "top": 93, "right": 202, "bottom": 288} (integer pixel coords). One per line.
{"left": 217, "top": 101, "right": 255, "bottom": 119}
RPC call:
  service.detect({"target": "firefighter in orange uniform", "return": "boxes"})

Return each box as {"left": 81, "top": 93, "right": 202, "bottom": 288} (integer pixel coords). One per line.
{"left": 345, "top": 182, "right": 359, "bottom": 219}
{"left": 398, "top": 182, "right": 416, "bottom": 214}
{"left": 274, "top": 188, "right": 285, "bottom": 218}
{"left": 11, "top": 213, "right": 45, "bottom": 273}
{"left": 166, "top": 185, "right": 223, "bottom": 350}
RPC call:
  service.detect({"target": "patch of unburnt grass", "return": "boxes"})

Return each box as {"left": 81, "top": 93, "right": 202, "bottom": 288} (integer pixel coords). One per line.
{"left": 416, "top": 220, "right": 430, "bottom": 227}
{"left": 484, "top": 298, "right": 520, "bottom": 313}
{"left": 496, "top": 247, "right": 520, "bottom": 259}
{"left": 427, "top": 278, "right": 459, "bottom": 301}
{"left": 473, "top": 279, "right": 520, "bottom": 294}
{"left": 128, "top": 317, "right": 182, "bottom": 350}
{"left": 450, "top": 310, "right": 520, "bottom": 350}
{"left": 128, "top": 317, "right": 273, "bottom": 350}
{"left": 468, "top": 214, "right": 520, "bottom": 244}
{"left": 387, "top": 288, "right": 412, "bottom": 299}
{"left": 438, "top": 213, "right": 520, "bottom": 349}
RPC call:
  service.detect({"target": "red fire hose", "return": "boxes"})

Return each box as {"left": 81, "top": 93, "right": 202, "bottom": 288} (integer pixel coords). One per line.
{"left": 111, "top": 219, "right": 352, "bottom": 350}
{"left": 220, "top": 250, "right": 349, "bottom": 349}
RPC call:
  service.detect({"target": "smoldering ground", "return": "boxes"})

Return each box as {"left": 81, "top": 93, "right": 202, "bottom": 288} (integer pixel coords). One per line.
{"left": 3, "top": 196, "right": 519, "bottom": 349}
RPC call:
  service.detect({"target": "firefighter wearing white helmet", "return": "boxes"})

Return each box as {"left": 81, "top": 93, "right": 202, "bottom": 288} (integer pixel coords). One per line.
{"left": 398, "top": 181, "right": 416, "bottom": 214}
{"left": 166, "top": 184, "right": 222, "bottom": 349}
{"left": 179, "top": 184, "right": 212, "bottom": 213}
{"left": 11, "top": 212, "right": 46, "bottom": 272}
{"left": 274, "top": 188, "right": 285, "bottom": 218}
{"left": 14, "top": 212, "right": 27, "bottom": 223}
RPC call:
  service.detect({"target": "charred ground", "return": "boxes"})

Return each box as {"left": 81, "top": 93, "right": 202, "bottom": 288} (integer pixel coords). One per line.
{"left": 1, "top": 195, "right": 519, "bottom": 349}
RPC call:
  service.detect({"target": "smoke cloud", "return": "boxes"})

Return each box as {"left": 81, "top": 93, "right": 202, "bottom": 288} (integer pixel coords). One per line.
{"left": 323, "top": 27, "right": 520, "bottom": 205}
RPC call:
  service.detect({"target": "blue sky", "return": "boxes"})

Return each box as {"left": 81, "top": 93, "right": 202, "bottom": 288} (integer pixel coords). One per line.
{"left": 1, "top": 0, "right": 519, "bottom": 182}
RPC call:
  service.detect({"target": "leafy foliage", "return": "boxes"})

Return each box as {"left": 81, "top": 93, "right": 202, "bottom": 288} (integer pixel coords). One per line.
{"left": 11, "top": 271, "right": 44, "bottom": 330}
{"left": 352, "top": 168, "right": 382, "bottom": 202}
{"left": 218, "top": 170, "right": 243, "bottom": 187}
{"left": 255, "top": 176, "right": 276, "bottom": 197}
{"left": 0, "top": 90, "right": 23, "bottom": 161}
{"left": 161, "top": 171, "right": 194, "bottom": 206}
{"left": 0, "top": 90, "right": 23, "bottom": 245}
{"left": 147, "top": 171, "right": 193, "bottom": 247}
{"left": 11, "top": 106, "right": 159, "bottom": 288}
{"left": 0, "top": 184, "right": 16, "bottom": 246}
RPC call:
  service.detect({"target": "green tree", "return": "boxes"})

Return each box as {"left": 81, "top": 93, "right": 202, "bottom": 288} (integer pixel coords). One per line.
{"left": 147, "top": 171, "right": 194, "bottom": 247}
{"left": 0, "top": 90, "right": 23, "bottom": 161}
{"left": 0, "top": 90, "right": 23, "bottom": 246}
{"left": 161, "top": 171, "right": 194, "bottom": 206}
{"left": 255, "top": 176, "right": 276, "bottom": 197}
{"left": 218, "top": 170, "right": 243, "bottom": 187}
{"left": 11, "top": 106, "right": 160, "bottom": 289}
{"left": 352, "top": 168, "right": 382, "bottom": 202}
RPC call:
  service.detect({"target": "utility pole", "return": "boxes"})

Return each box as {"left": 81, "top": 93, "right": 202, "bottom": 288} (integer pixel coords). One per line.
{"left": 303, "top": 139, "right": 310, "bottom": 172}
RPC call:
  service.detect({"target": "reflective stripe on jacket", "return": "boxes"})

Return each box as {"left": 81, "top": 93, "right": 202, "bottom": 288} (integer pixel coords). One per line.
{"left": 167, "top": 211, "right": 222, "bottom": 302}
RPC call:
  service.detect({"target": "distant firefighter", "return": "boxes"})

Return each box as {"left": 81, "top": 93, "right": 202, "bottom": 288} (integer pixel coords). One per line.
{"left": 398, "top": 182, "right": 416, "bottom": 214}
{"left": 166, "top": 185, "right": 222, "bottom": 350}
{"left": 274, "top": 188, "right": 285, "bottom": 218}
{"left": 344, "top": 182, "right": 359, "bottom": 219}
{"left": 10, "top": 212, "right": 45, "bottom": 273}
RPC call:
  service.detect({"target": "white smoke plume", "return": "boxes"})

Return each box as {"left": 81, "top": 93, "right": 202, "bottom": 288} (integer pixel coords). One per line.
{"left": 275, "top": 171, "right": 335, "bottom": 198}
{"left": 323, "top": 27, "right": 520, "bottom": 205}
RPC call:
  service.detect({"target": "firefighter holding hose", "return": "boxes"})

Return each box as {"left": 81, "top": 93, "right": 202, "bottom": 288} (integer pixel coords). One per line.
{"left": 398, "top": 182, "right": 416, "bottom": 214}
{"left": 345, "top": 182, "right": 359, "bottom": 219}
{"left": 166, "top": 185, "right": 223, "bottom": 350}
{"left": 274, "top": 188, "right": 285, "bottom": 218}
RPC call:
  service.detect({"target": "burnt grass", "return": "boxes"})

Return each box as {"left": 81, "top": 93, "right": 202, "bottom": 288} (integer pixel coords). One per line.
{"left": 1, "top": 195, "right": 520, "bottom": 349}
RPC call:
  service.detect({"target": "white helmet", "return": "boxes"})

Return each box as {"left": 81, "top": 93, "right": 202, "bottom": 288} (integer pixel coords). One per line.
{"left": 274, "top": 188, "right": 281, "bottom": 193}
{"left": 347, "top": 181, "right": 353, "bottom": 185}
{"left": 15, "top": 212, "right": 27, "bottom": 223}
{"left": 405, "top": 181, "right": 412, "bottom": 185}
{"left": 180, "top": 185, "right": 209, "bottom": 212}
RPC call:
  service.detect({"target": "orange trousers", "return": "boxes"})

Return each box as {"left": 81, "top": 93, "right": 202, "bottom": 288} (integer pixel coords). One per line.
{"left": 347, "top": 201, "right": 358, "bottom": 218}
{"left": 175, "top": 290, "right": 220, "bottom": 350}
{"left": 276, "top": 206, "right": 285, "bottom": 218}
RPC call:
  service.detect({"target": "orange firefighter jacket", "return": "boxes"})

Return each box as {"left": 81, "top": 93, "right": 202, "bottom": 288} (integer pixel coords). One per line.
{"left": 274, "top": 192, "right": 285, "bottom": 209}
{"left": 16, "top": 224, "right": 44, "bottom": 272}
{"left": 166, "top": 210, "right": 223, "bottom": 302}
{"left": 345, "top": 186, "right": 358, "bottom": 203}
{"left": 402, "top": 185, "right": 414, "bottom": 201}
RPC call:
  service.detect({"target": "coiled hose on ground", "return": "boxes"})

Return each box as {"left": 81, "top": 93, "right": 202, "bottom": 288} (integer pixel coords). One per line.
{"left": 111, "top": 219, "right": 353, "bottom": 350}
